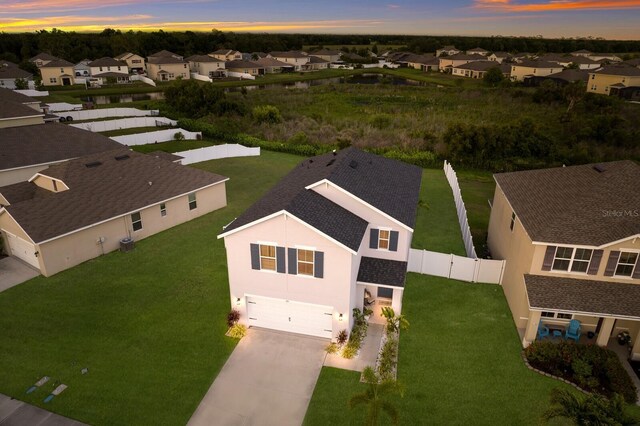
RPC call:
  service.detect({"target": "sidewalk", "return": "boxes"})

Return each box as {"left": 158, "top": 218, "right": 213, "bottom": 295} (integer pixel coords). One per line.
{"left": 0, "top": 394, "right": 86, "bottom": 426}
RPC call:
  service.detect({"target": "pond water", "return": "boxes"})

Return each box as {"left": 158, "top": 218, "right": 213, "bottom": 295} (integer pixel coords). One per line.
{"left": 80, "top": 74, "right": 425, "bottom": 104}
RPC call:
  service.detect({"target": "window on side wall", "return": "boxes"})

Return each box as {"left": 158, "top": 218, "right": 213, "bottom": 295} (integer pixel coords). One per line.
{"left": 131, "top": 212, "right": 142, "bottom": 231}
{"left": 160, "top": 203, "right": 167, "bottom": 217}
{"left": 615, "top": 252, "right": 638, "bottom": 277}
{"left": 378, "top": 230, "right": 390, "bottom": 250}
{"left": 541, "top": 311, "right": 573, "bottom": 320}
{"left": 510, "top": 212, "right": 516, "bottom": 231}
{"left": 297, "top": 249, "right": 314, "bottom": 276}
{"left": 188, "top": 193, "right": 197, "bottom": 210}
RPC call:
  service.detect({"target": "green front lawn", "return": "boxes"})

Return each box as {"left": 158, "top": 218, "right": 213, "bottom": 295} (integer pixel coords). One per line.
{"left": 0, "top": 151, "right": 302, "bottom": 425}
{"left": 304, "top": 275, "right": 575, "bottom": 425}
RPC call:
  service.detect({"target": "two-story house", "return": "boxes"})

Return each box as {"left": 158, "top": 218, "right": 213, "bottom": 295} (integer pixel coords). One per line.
{"left": 487, "top": 161, "right": 640, "bottom": 361}
{"left": 308, "top": 49, "right": 342, "bottom": 63}
{"left": 29, "top": 53, "right": 59, "bottom": 68}
{"left": 439, "top": 54, "right": 485, "bottom": 73}
{"left": 588, "top": 66, "right": 640, "bottom": 96}
{"left": 40, "top": 59, "right": 75, "bottom": 86}
{"left": 209, "top": 49, "right": 243, "bottom": 62}
{"left": 0, "top": 61, "right": 32, "bottom": 89}
{"left": 436, "top": 45, "right": 461, "bottom": 57}
{"left": 186, "top": 55, "right": 227, "bottom": 78}
{"left": 146, "top": 50, "right": 190, "bottom": 81}
{"left": 88, "top": 57, "right": 130, "bottom": 84}
{"left": 114, "top": 52, "right": 145, "bottom": 74}
{"left": 510, "top": 60, "right": 564, "bottom": 82}
{"left": 218, "top": 148, "right": 422, "bottom": 339}
{"left": 268, "top": 51, "right": 311, "bottom": 71}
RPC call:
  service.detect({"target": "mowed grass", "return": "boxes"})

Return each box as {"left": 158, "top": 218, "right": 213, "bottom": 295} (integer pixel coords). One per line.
{"left": 457, "top": 169, "right": 496, "bottom": 256}
{"left": 130, "top": 139, "right": 219, "bottom": 154}
{"left": 304, "top": 275, "right": 574, "bottom": 426}
{"left": 0, "top": 151, "right": 302, "bottom": 426}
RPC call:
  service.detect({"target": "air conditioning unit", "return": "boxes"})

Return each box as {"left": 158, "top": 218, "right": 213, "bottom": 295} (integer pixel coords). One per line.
{"left": 119, "top": 237, "right": 135, "bottom": 252}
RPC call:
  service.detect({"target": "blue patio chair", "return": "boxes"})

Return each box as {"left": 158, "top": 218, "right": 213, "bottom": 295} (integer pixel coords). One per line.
{"left": 565, "top": 319, "right": 581, "bottom": 342}
{"left": 538, "top": 323, "right": 550, "bottom": 339}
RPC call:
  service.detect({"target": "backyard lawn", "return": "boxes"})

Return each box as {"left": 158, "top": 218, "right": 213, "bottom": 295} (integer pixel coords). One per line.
{"left": 0, "top": 151, "right": 302, "bottom": 426}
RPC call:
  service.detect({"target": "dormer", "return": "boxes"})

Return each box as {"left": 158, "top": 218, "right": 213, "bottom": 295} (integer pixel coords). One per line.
{"left": 29, "top": 173, "right": 69, "bottom": 193}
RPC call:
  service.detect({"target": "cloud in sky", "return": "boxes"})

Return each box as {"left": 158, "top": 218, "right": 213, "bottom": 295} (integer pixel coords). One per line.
{"left": 472, "top": 0, "right": 640, "bottom": 12}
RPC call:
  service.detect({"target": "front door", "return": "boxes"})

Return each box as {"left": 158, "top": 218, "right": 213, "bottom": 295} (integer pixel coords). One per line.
{"left": 62, "top": 77, "right": 71, "bottom": 86}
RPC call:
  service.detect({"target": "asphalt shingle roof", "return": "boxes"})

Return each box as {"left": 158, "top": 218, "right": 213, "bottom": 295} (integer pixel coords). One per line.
{"left": 3, "top": 149, "right": 227, "bottom": 243}
{"left": 88, "top": 57, "right": 126, "bottom": 67}
{"left": 40, "top": 59, "right": 74, "bottom": 68}
{"left": 357, "top": 257, "right": 408, "bottom": 287}
{"left": 525, "top": 274, "right": 640, "bottom": 318}
{"left": 0, "top": 66, "right": 32, "bottom": 80}
{"left": 222, "top": 147, "right": 422, "bottom": 250}
{"left": 494, "top": 160, "right": 640, "bottom": 246}
{"left": 593, "top": 66, "right": 640, "bottom": 77}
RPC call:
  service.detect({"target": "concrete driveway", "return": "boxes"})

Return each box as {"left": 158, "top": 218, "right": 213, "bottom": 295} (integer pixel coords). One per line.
{"left": 0, "top": 257, "right": 40, "bottom": 293}
{"left": 0, "top": 394, "right": 86, "bottom": 426}
{"left": 187, "top": 328, "right": 327, "bottom": 426}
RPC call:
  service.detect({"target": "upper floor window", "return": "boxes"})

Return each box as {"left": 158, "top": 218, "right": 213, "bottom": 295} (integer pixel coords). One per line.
{"left": 188, "top": 193, "right": 197, "bottom": 210}
{"left": 297, "top": 249, "right": 314, "bottom": 276}
{"left": 250, "top": 243, "right": 285, "bottom": 273}
{"left": 378, "top": 230, "right": 390, "bottom": 249}
{"left": 160, "top": 203, "right": 167, "bottom": 217}
{"left": 551, "top": 247, "right": 593, "bottom": 273}
{"left": 510, "top": 212, "right": 516, "bottom": 231}
{"left": 369, "top": 228, "right": 399, "bottom": 252}
{"left": 615, "top": 252, "right": 638, "bottom": 277}
{"left": 541, "top": 311, "right": 573, "bottom": 320}
{"left": 260, "top": 245, "right": 276, "bottom": 271}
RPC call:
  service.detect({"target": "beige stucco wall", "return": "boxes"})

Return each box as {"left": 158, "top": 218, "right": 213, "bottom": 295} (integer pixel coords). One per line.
{"left": 510, "top": 65, "right": 563, "bottom": 82}
{"left": 90, "top": 64, "right": 128, "bottom": 76}
{"left": 146, "top": 63, "right": 190, "bottom": 81}
{"left": 0, "top": 115, "right": 44, "bottom": 129}
{"left": 40, "top": 67, "right": 75, "bottom": 86}
{"left": 226, "top": 67, "right": 262, "bottom": 76}
{"left": 223, "top": 213, "right": 357, "bottom": 339}
{"left": 189, "top": 61, "right": 225, "bottom": 76}
{"left": 487, "top": 184, "right": 537, "bottom": 329}
{"left": 121, "top": 55, "right": 145, "bottom": 70}
{"left": 588, "top": 73, "right": 640, "bottom": 95}
{"left": 310, "top": 183, "right": 413, "bottom": 263}
{"left": 35, "top": 182, "right": 226, "bottom": 276}
{"left": 31, "top": 175, "right": 68, "bottom": 192}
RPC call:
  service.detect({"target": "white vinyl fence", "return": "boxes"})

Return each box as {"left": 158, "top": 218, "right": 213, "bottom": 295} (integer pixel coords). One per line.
{"left": 130, "top": 75, "right": 156, "bottom": 86}
{"left": 15, "top": 89, "right": 49, "bottom": 97}
{"left": 174, "top": 144, "right": 260, "bottom": 165}
{"left": 70, "top": 117, "right": 177, "bottom": 132}
{"left": 190, "top": 73, "right": 212, "bottom": 83}
{"left": 62, "top": 107, "right": 159, "bottom": 121}
{"left": 111, "top": 128, "right": 201, "bottom": 146}
{"left": 47, "top": 102, "right": 83, "bottom": 112}
{"left": 444, "top": 160, "right": 477, "bottom": 259}
{"left": 408, "top": 249, "right": 505, "bottom": 285}
{"left": 227, "top": 71, "right": 255, "bottom": 80}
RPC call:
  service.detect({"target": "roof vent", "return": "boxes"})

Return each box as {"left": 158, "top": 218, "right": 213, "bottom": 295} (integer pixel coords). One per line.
{"left": 115, "top": 154, "right": 130, "bottom": 161}
{"left": 349, "top": 160, "right": 358, "bottom": 169}
{"left": 593, "top": 164, "right": 606, "bottom": 173}
{"left": 326, "top": 159, "right": 336, "bottom": 167}
{"left": 85, "top": 161, "right": 102, "bottom": 168}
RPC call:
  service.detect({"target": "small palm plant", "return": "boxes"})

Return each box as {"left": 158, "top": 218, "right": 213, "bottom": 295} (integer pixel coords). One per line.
{"left": 543, "top": 388, "right": 640, "bottom": 425}
{"left": 349, "top": 366, "right": 404, "bottom": 426}
{"left": 380, "top": 307, "right": 409, "bottom": 335}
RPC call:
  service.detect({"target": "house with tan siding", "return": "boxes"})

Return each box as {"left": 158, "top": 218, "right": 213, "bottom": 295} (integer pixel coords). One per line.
{"left": 439, "top": 54, "right": 484, "bottom": 73}
{"left": 146, "top": 50, "right": 190, "bottom": 81}
{"left": 268, "top": 51, "right": 310, "bottom": 71}
{"left": 209, "top": 49, "right": 243, "bottom": 61}
{"left": 487, "top": 161, "right": 640, "bottom": 361}
{"left": 187, "top": 55, "right": 227, "bottom": 78}
{"left": 510, "top": 60, "right": 564, "bottom": 82}
{"left": 218, "top": 147, "right": 422, "bottom": 340}
{"left": 29, "top": 53, "right": 59, "bottom": 68}
{"left": 114, "top": 52, "right": 145, "bottom": 74}
{"left": 224, "top": 60, "right": 265, "bottom": 76}
{"left": 0, "top": 149, "right": 227, "bottom": 277}
{"left": 588, "top": 66, "right": 640, "bottom": 95}
{"left": 40, "top": 59, "right": 75, "bottom": 86}
{"left": 308, "top": 49, "right": 342, "bottom": 63}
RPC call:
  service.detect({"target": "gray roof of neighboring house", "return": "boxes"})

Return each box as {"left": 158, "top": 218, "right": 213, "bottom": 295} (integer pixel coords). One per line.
{"left": 307, "top": 56, "right": 329, "bottom": 64}
{"left": 310, "top": 49, "right": 341, "bottom": 56}
{"left": 149, "top": 50, "right": 181, "bottom": 58}
{"left": 93, "top": 72, "right": 130, "bottom": 78}
{"left": 210, "top": 49, "right": 239, "bottom": 55}
{"left": 515, "top": 60, "right": 562, "bottom": 69}
{"left": 40, "top": 59, "right": 74, "bottom": 68}
{"left": 148, "top": 57, "right": 187, "bottom": 65}
{"left": 2, "top": 149, "right": 227, "bottom": 243}
{"left": 442, "top": 54, "right": 484, "bottom": 61}
{"left": 454, "top": 61, "right": 501, "bottom": 71}
{"left": 0, "top": 88, "right": 42, "bottom": 120}
{"left": 0, "top": 60, "right": 19, "bottom": 68}
{"left": 525, "top": 274, "right": 640, "bottom": 318}
{"left": 439, "top": 45, "right": 458, "bottom": 50}
{"left": 29, "top": 53, "right": 59, "bottom": 62}
{"left": 0, "top": 87, "right": 39, "bottom": 105}
{"left": 593, "top": 66, "right": 640, "bottom": 77}
{"left": 572, "top": 49, "right": 592, "bottom": 54}
{"left": 0, "top": 123, "right": 123, "bottom": 171}
{"left": 255, "top": 57, "right": 293, "bottom": 68}
{"left": 467, "top": 47, "right": 488, "bottom": 53}
{"left": 623, "top": 58, "right": 640, "bottom": 67}
{"left": 88, "top": 57, "right": 126, "bottom": 67}
{"left": 187, "top": 55, "right": 222, "bottom": 63}
{"left": 222, "top": 147, "right": 422, "bottom": 250}
{"left": 225, "top": 60, "right": 264, "bottom": 69}
{"left": 357, "top": 257, "right": 408, "bottom": 287}
{"left": 566, "top": 56, "right": 599, "bottom": 65}
{"left": 114, "top": 52, "right": 142, "bottom": 60}
{"left": 545, "top": 69, "right": 590, "bottom": 83}
{"left": 494, "top": 160, "right": 640, "bottom": 246}
{"left": 270, "top": 51, "right": 308, "bottom": 59}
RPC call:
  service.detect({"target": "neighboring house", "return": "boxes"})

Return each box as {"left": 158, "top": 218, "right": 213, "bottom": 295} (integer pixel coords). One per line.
{"left": 88, "top": 57, "right": 130, "bottom": 84}
{"left": 512, "top": 52, "right": 533, "bottom": 63}
{"left": 0, "top": 88, "right": 44, "bottom": 130}
{"left": 269, "top": 51, "right": 310, "bottom": 71}
{"left": 146, "top": 50, "right": 190, "bottom": 81}
{"left": 254, "top": 57, "right": 295, "bottom": 74}
{"left": 467, "top": 47, "right": 489, "bottom": 56}
{"left": 436, "top": 45, "right": 461, "bottom": 57}
{"left": 525, "top": 69, "right": 589, "bottom": 87}
{"left": 623, "top": 58, "right": 640, "bottom": 69}
{"left": 74, "top": 59, "right": 91, "bottom": 77}
{"left": 308, "top": 49, "right": 342, "bottom": 63}
{"left": 589, "top": 53, "right": 622, "bottom": 62}
{"left": 452, "top": 61, "right": 507, "bottom": 79}
{"left": 218, "top": 147, "right": 422, "bottom": 340}
{"left": 224, "top": 60, "right": 265, "bottom": 76}
{"left": 307, "top": 56, "right": 329, "bottom": 70}
{"left": 538, "top": 54, "right": 601, "bottom": 70}
{"left": 29, "top": 53, "right": 59, "bottom": 68}
{"left": 571, "top": 49, "right": 592, "bottom": 57}
{"left": 114, "top": 52, "right": 145, "bottom": 74}
{"left": 402, "top": 54, "right": 439, "bottom": 71}
{"left": 439, "top": 54, "right": 484, "bottom": 73}
{"left": 510, "top": 60, "right": 564, "bottom": 82}
{"left": 488, "top": 52, "right": 511, "bottom": 63}
{"left": 487, "top": 161, "right": 640, "bottom": 361}
{"left": 209, "top": 49, "right": 243, "bottom": 62}
{"left": 0, "top": 149, "right": 228, "bottom": 276}
{"left": 0, "top": 62, "right": 32, "bottom": 89}
{"left": 187, "top": 55, "right": 227, "bottom": 78}
{"left": 588, "top": 66, "right": 640, "bottom": 95}
{"left": 39, "top": 59, "right": 76, "bottom": 86}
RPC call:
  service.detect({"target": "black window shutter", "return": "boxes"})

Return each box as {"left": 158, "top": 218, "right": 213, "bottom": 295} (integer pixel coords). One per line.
{"left": 276, "top": 246, "right": 286, "bottom": 273}
{"left": 604, "top": 251, "right": 620, "bottom": 276}
{"left": 632, "top": 258, "right": 640, "bottom": 279}
{"left": 369, "top": 229, "right": 379, "bottom": 249}
{"left": 587, "top": 250, "right": 603, "bottom": 275}
{"left": 541, "top": 246, "right": 556, "bottom": 271}
{"left": 250, "top": 243, "right": 260, "bottom": 270}
{"left": 389, "top": 231, "right": 399, "bottom": 252}
{"left": 288, "top": 248, "right": 297, "bottom": 275}
{"left": 314, "top": 251, "right": 324, "bottom": 278}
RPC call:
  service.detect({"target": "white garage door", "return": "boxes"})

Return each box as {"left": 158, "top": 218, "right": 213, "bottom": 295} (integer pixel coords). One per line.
{"left": 4, "top": 231, "right": 39, "bottom": 269}
{"left": 246, "top": 296, "right": 333, "bottom": 339}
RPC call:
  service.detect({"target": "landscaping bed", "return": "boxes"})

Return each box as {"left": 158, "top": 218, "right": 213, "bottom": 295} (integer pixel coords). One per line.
{"left": 525, "top": 340, "right": 638, "bottom": 403}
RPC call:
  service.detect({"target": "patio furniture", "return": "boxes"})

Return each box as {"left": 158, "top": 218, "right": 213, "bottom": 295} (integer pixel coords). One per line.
{"left": 552, "top": 330, "right": 563, "bottom": 339}
{"left": 538, "top": 323, "right": 550, "bottom": 339}
{"left": 565, "top": 319, "right": 581, "bottom": 342}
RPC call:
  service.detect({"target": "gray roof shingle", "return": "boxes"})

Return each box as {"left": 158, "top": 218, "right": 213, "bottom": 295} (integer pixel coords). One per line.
{"left": 495, "top": 160, "right": 640, "bottom": 246}
{"left": 525, "top": 274, "right": 640, "bottom": 318}
{"left": 357, "top": 257, "right": 408, "bottom": 287}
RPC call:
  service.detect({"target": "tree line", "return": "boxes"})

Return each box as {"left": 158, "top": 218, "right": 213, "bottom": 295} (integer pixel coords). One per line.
{"left": 1, "top": 29, "right": 638, "bottom": 69}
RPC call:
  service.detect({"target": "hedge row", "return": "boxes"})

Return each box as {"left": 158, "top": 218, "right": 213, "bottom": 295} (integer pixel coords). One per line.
{"left": 178, "top": 118, "right": 440, "bottom": 168}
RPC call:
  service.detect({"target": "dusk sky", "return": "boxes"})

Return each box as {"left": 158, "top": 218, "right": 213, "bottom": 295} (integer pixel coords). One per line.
{"left": 1, "top": 0, "right": 639, "bottom": 40}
